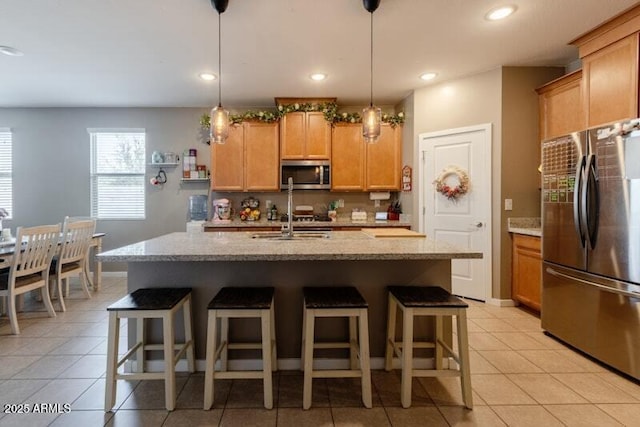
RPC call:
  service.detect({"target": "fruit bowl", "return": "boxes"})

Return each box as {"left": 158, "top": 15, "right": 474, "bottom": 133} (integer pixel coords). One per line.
{"left": 240, "top": 207, "right": 261, "bottom": 221}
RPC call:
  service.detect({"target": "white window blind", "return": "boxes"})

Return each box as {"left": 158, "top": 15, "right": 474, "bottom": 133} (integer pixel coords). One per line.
{"left": 0, "top": 129, "right": 12, "bottom": 219}
{"left": 0, "top": 128, "right": 13, "bottom": 218}
{"left": 89, "top": 130, "right": 146, "bottom": 219}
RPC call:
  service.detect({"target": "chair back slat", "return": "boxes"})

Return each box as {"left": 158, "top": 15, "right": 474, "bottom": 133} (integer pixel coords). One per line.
{"left": 59, "top": 219, "right": 96, "bottom": 265}
{"left": 11, "top": 224, "right": 61, "bottom": 279}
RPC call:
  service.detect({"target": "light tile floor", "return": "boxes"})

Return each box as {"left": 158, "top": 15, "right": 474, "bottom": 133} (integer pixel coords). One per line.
{"left": 0, "top": 276, "right": 639, "bottom": 426}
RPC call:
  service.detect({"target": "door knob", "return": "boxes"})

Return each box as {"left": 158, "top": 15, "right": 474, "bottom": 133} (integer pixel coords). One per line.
{"left": 473, "top": 222, "right": 483, "bottom": 228}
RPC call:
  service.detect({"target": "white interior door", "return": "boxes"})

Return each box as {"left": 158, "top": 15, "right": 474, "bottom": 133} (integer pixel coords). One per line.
{"left": 418, "top": 124, "right": 492, "bottom": 301}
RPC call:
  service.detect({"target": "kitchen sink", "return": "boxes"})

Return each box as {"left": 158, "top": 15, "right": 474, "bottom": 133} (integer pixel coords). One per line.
{"left": 250, "top": 230, "right": 331, "bottom": 240}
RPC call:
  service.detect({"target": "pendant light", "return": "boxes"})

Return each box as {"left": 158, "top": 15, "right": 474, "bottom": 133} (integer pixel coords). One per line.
{"left": 362, "top": 0, "right": 381, "bottom": 144}
{"left": 210, "top": 0, "right": 230, "bottom": 144}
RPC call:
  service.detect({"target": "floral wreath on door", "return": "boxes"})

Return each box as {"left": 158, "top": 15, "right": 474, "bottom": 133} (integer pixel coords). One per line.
{"left": 433, "top": 165, "right": 470, "bottom": 200}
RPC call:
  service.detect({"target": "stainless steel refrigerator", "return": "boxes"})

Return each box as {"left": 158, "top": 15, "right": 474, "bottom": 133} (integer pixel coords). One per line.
{"left": 541, "top": 121, "right": 640, "bottom": 380}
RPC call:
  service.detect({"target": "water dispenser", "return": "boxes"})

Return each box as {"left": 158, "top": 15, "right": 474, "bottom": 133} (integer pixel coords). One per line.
{"left": 188, "top": 195, "right": 208, "bottom": 221}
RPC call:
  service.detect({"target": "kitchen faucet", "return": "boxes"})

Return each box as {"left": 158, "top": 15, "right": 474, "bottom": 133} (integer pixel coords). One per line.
{"left": 281, "top": 177, "right": 294, "bottom": 239}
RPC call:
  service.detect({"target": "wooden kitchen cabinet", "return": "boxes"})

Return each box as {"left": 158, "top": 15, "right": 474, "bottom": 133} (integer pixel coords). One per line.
{"left": 211, "top": 124, "right": 244, "bottom": 191}
{"left": 244, "top": 122, "right": 280, "bottom": 191}
{"left": 331, "top": 123, "right": 365, "bottom": 191}
{"left": 536, "top": 70, "right": 585, "bottom": 140}
{"left": 568, "top": 5, "right": 640, "bottom": 128}
{"left": 331, "top": 123, "right": 402, "bottom": 191}
{"left": 280, "top": 111, "right": 331, "bottom": 160}
{"left": 365, "top": 124, "right": 402, "bottom": 191}
{"left": 512, "top": 234, "right": 542, "bottom": 311}
{"left": 211, "top": 122, "right": 280, "bottom": 192}
{"left": 581, "top": 33, "right": 639, "bottom": 127}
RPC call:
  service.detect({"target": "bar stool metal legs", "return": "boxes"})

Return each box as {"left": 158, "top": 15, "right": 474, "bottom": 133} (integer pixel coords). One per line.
{"left": 302, "top": 286, "right": 372, "bottom": 410}
{"left": 204, "top": 287, "right": 276, "bottom": 410}
{"left": 104, "top": 288, "right": 195, "bottom": 412}
{"left": 384, "top": 286, "right": 472, "bottom": 409}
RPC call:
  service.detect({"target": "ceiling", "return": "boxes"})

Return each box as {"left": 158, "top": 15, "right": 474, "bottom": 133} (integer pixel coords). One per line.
{"left": 0, "top": 0, "right": 638, "bottom": 108}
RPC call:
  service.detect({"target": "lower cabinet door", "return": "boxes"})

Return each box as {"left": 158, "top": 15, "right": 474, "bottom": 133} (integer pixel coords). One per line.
{"left": 512, "top": 234, "right": 542, "bottom": 311}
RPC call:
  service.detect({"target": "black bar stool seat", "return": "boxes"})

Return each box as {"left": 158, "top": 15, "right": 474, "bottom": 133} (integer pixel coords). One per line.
{"left": 208, "top": 286, "right": 274, "bottom": 310}
{"left": 108, "top": 287, "right": 192, "bottom": 311}
{"left": 387, "top": 285, "right": 469, "bottom": 308}
{"left": 303, "top": 286, "right": 368, "bottom": 309}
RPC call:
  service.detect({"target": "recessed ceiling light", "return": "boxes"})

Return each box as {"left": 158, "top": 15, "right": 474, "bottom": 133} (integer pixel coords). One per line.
{"left": 0, "top": 46, "right": 24, "bottom": 57}
{"left": 310, "top": 73, "right": 327, "bottom": 81}
{"left": 485, "top": 5, "right": 517, "bottom": 21}
{"left": 199, "top": 73, "right": 217, "bottom": 81}
{"left": 419, "top": 72, "right": 438, "bottom": 81}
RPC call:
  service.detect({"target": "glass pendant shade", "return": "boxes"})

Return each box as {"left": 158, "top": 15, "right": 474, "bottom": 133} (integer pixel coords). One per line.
{"left": 362, "top": 105, "right": 381, "bottom": 143}
{"left": 210, "top": 106, "right": 229, "bottom": 144}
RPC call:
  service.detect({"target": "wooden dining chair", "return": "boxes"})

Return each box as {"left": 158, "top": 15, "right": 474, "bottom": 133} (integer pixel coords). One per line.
{"left": 50, "top": 217, "right": 96, "bottom": 311}
{"left": 0, "top": 223, "right": 61, "bottom": 334}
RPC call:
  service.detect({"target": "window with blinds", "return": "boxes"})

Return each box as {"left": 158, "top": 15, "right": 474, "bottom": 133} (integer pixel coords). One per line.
{"left": 0, "top": 129, "right": 12, "bottom": 219}
{"left": 89, "top": 129, "right": 146, "bottom": 219}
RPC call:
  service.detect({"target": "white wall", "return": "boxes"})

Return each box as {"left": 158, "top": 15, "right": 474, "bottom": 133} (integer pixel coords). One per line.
{"left": 403, "top": 69, "right": 503, "bottom": 298}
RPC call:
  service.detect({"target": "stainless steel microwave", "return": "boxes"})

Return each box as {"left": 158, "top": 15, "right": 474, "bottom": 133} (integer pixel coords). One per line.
{"left": 281, "top": 160, "right": 330, "bottom": 190}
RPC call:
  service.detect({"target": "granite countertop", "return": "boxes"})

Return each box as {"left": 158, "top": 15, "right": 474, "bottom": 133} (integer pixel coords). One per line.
{"left": 98, "top": 231, "right": 482, "bottom": 262}
{"left": 203, "top": 218, "right": 412, "bottom": 228}
{"left": 508, "top": 217, "right": 542, "bottom": 237}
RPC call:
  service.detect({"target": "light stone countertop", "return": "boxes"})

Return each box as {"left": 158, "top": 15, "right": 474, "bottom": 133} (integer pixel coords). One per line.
{"left": 203, "top": 218, "right": 412, "bottom": 229}
{"left": 98, "top": 231, "right": 482, "bottom": 262}
{"left": 508, "top": 217, "right": 542, "bottom": 237}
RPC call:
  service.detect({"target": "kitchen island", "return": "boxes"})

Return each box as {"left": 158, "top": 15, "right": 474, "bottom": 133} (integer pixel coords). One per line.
{"left": 98, "top": 231, "right": 481, "bottom": 366}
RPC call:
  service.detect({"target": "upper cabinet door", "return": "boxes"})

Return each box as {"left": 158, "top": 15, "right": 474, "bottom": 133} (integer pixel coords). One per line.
{"left": 537, "top": 70, "right": 584, "bottom": 140}
{"left": 305, "top": 112, "right": 331, "bottom": 159}
{"left": 583, "top": 33, "right": 639, "bottom": 127}
{"left": 365, "top": 124, "right": 402, "bottom": 191}
{"left": 331, "top": 124, "right": 365, "bottom": 191}
{"left": 280, "top": 112, "right": 305, "bottom": 159}
{"left": 211, "top": 124, "right": 244, "bottom": 191}
{"left": 245, "top": 122, "right": 280, "bottom": 191}
{"left": 280, "top": 111, "right": 331, "bottom": 160}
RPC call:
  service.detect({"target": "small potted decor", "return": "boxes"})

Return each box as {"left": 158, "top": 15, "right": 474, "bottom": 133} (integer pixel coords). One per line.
{"left": 387, "top": 201, "right": 401, "bottom": 221}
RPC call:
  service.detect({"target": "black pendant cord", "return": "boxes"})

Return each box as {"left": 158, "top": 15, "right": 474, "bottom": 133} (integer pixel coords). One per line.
{"left": 218, "top": 12, "right": 222, "bottom": 108}
{"left": 370, "top": 11, "right": 374, "bottom": 108}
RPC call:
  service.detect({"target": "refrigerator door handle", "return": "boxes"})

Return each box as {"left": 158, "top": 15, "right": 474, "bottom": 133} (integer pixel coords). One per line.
{"left": 574, "top": 155, "right": 587, "bottom": 247}
{"left": 582, "top": 154, "right": 599, "bottom": 249}
{"left": 546, "top": 267, "right": 640, "bottom": 299}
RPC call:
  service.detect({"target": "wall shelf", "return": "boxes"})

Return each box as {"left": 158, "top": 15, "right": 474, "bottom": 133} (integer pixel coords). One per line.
{"left": 148, "top": 162, "right": 180, "bottom": 168}
{"left": 180, "top": 178, "right": 210, "bottom": 183}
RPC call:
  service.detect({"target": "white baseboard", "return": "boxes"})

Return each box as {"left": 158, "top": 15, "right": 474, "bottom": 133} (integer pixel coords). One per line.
{"left": 485, "top": 298, "right": 518, "bottom": 307}
{"left": 128, "top": 356, "right": 447, "bottom": 373}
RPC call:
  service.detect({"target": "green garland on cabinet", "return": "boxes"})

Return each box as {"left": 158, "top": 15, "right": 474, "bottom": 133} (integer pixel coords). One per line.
{"left": 199, "top": 102, "right": 404, "bottom": 129}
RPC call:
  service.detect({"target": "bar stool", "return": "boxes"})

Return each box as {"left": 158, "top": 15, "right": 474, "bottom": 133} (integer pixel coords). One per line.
{"left": 384, "top": 286, "right": 472, "bottom": 409}
{"left": 301, "top": 286, "right": 372, "bottom": 410}
{"left": 203, "top": 287, "right": 276, "bottom": 410}
{"left": 104, "top": 287, "right": 195, "bottom": 412}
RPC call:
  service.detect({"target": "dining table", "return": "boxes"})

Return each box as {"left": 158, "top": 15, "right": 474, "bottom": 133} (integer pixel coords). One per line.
{"left": 0, "top": 232, "right": 106, "bottom": 291}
